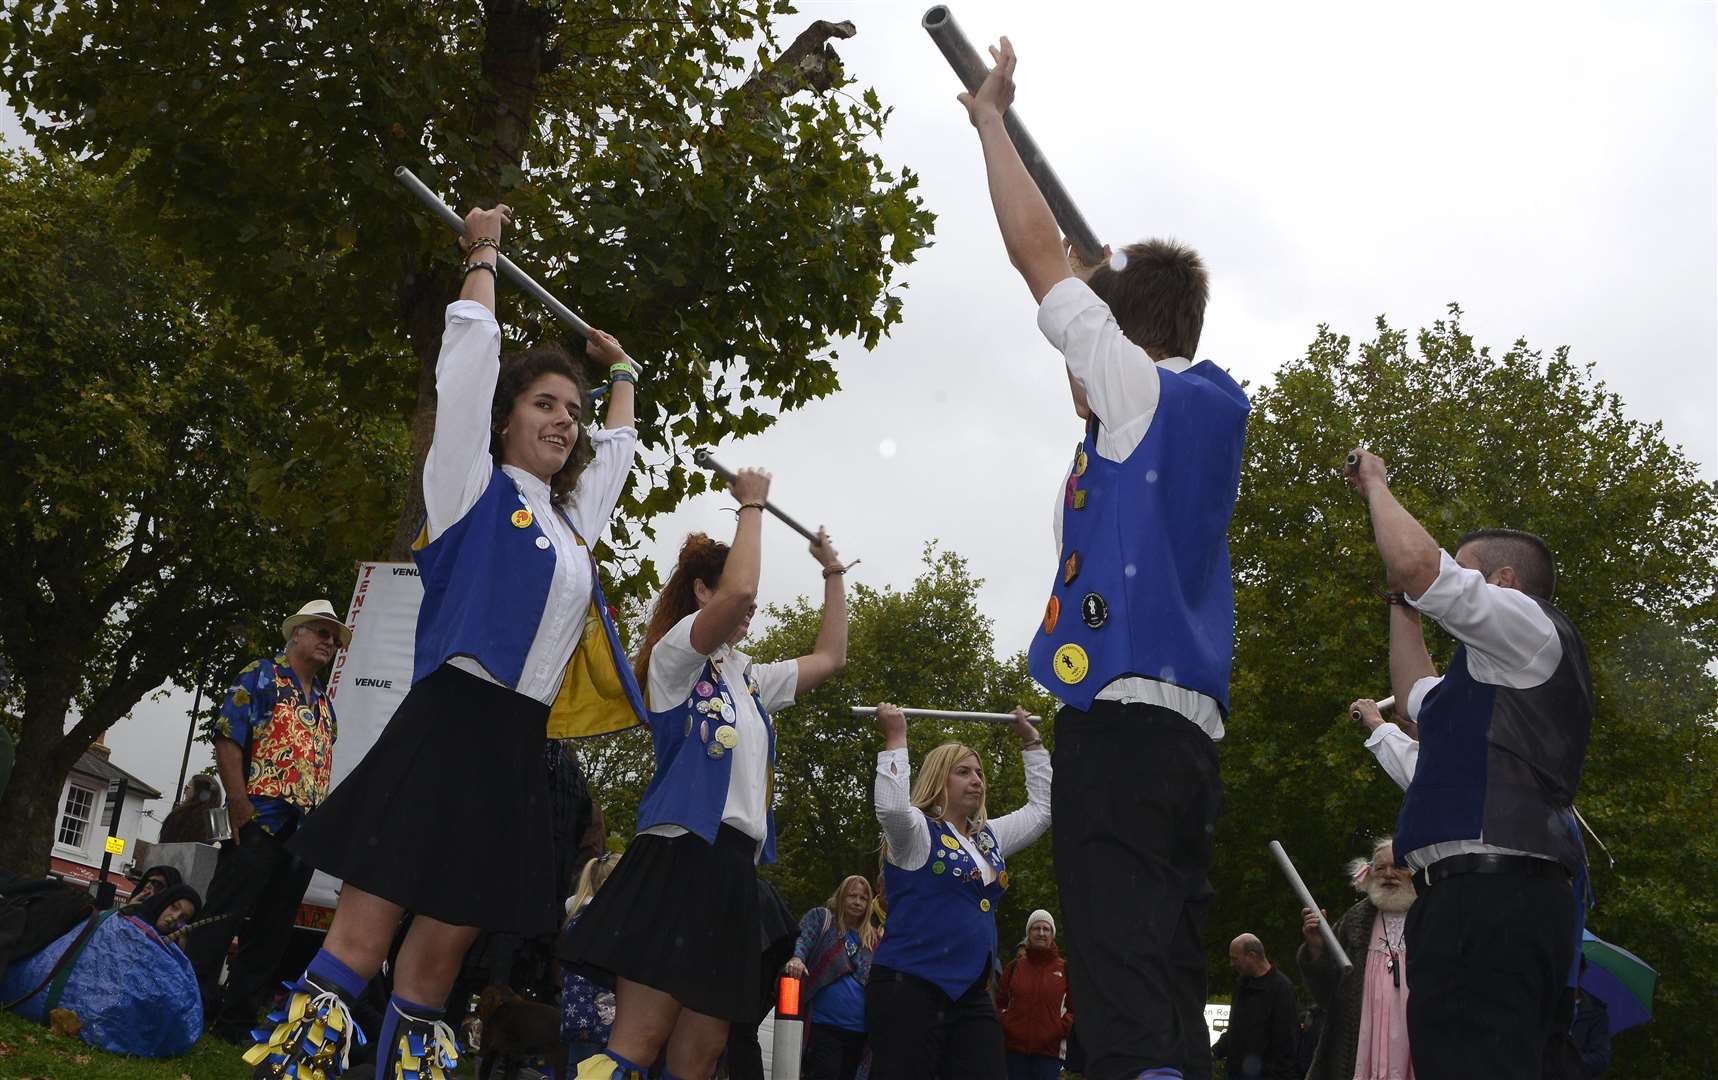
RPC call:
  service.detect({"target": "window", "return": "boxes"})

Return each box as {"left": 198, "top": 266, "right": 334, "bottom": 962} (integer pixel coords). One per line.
{"left": 58, "top": 784, "right": 96, "bottom": 849}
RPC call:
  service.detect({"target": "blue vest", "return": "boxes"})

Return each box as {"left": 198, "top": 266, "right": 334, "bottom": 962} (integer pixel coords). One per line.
{"left": 1395, "top": 601, "right": 1592, "bottom": 874}
{"left": 411, "top": 466, "right": 645, "bottom": 737}
{"left": 635, "top": 654, "right": 779, "bottom": 863}
{"left": 873, "top": 818, "right": 1008, "bottom": 999}
{"left": 1028, "top": 362, "right": 1249, "bottom": 711}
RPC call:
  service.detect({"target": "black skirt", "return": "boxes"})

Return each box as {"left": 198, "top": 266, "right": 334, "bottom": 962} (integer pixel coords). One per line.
{"left": 559, "top": 824, "right": 787, "bottom": 1024}
{"left": 289, "top": 664, "right": 559, "bottom": 935}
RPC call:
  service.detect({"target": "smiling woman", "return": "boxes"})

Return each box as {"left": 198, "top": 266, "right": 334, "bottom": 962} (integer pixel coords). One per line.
{"left": 239, "top": 203, "right": 651, "bottom": 1080}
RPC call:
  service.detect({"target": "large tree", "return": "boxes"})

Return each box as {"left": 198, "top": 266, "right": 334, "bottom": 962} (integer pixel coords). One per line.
{"left": 0, "top": 152, "right": 404, "bottom": 873}
{"left": 1, "top": 0, "right": 933, "bottom": 577}
{"left": 1219, "top": 307, "right": 1718, "bottom": 1077}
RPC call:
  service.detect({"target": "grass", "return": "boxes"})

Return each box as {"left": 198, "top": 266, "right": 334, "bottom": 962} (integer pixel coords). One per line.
{"left": 0, "top": 1008, "right": 253, "bottom": 1080}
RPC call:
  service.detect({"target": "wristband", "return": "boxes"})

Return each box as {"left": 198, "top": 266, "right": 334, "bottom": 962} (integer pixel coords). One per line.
{"left": 463, "top": 260, "right": 498, "bottom": 279}
{"left": 609, "top": 361, "right": 637, "bottom": 377}
{"left": 738, "top": 501, "right": 766, "bottom": 513}
{"left": 467, "top": 237, "right": 499, "bottom": 255}
{"left": 609, "top": 369, "right": 636, "bottom": 386}
{"left": 1021, "top": 739, "right": 1045, "bottom": 751}
{"left": 822, "top": 557, "right": 861, "bottom": 580}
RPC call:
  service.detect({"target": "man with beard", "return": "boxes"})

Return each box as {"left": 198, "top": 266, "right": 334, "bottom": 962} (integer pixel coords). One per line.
{"left": 1298, "top": 837, "right": 1417, "bottom": 1080}
{"left": 185, "top": 599, "right": 349, "bottom": 1042}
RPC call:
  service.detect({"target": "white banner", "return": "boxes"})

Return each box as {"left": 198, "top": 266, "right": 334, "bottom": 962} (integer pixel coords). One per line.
{"left": 301, "top": 561, "right": 423, "bottom": 914}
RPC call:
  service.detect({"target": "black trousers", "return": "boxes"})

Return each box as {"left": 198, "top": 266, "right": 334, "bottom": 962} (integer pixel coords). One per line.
{"left": 865, "top": 966, "right": 1004, "bottom": 1079}
{"left": 1052, "top": 701, "right": 1220, "bottom": 1080}
{"left": 184, "top": 817, "right": 315, "bottom": 1035}
{"left": 804, "top": 1023, "right": 868, "bottom": 1080}
{"left": 1404, "top": 869, "right": 1577, "bottom": 1080}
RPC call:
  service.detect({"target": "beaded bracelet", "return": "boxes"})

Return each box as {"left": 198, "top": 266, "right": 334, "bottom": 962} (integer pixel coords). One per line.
{"left": 466, "top": 237, "right": 500, "bottom": 255}
{"left": 609, "top": 369, "right": 636, "bottom": 386}
{"left": 463, "top": 260, "right": 498, "bottom": 278}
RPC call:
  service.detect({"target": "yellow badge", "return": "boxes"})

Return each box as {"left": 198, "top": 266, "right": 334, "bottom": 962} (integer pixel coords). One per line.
{"left": 714, "top": 724, "right": 739, "bottom": 749}
{"left": 979, "top": 898, "right": 991, "bottom": 912}
{"left": 1052, "top": 643, "right": 1090, "bottom": 685}
{"left": 941, "top": 834, "right": 961, "bottom": 851}
{"left": 511, "top": 508, "right": 533, "bottom": 529}
{"left": 999, "top": 871, "right": 1010, "bottom": 889}
{"left": 1073, "top": 447, "right": 1088, "bottom": 477}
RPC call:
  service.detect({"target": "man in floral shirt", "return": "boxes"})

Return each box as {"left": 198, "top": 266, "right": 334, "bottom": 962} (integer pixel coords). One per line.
{"left": 185, "top": 599, "right": 349, "bottom": 1043}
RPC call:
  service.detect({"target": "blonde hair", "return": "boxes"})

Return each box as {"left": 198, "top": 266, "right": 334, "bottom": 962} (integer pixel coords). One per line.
{"left": 565, "top": 851, "right": 621, "bottom": 927}
{"left": 911, "top": 742, "right": 989, "bottom": 834}
{"left": 825, "top": 875, "right": 873, "bottom": 931}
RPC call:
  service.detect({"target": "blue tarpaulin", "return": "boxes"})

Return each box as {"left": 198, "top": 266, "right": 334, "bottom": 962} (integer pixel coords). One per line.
{"left": 1, "top": 910, "right": 202, "bottom": 1057}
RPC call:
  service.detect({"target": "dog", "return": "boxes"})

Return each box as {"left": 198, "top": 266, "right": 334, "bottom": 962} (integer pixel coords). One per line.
{"left": 472, "top": 983, "right": 568, "bottom": 1080}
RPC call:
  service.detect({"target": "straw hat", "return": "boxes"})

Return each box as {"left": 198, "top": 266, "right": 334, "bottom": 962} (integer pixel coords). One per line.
{"left": 280, "top": 599, "right": 353, "bottom": 648}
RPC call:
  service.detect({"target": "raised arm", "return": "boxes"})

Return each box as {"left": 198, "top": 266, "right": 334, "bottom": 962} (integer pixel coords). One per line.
{"left": 583, "top": 328, "right": 637, "bottom": 433}
{"left": 1388, "top": 601, "right": 1436, "bottom": 718}
{"left": 1354, "top": 698, "right": 1418, "bottom": 790}
{"left": 794, "top": 528, "right": 850, "bottom": 694}
{"left": 457, "top": 203, "right": 510, "bottom": 317}
{"left": 1346, "top": 448, "right": 1440, "bottom": 600}
{"left": 689, "top": 468, "right": 769, "bottom": 655}
{"left": 989, "top": 708, "right": 1053, "bottom": 857}
{"left": 873, "top": 703, "right": 932, "bottom": 871}
{"left": 960, "top": 38, "right": 1073, "bottom": 303}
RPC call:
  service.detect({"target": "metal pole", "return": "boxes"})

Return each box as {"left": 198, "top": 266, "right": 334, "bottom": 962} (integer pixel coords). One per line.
{"left": 174, "top": 679, "right": 204, "bottom": 809}
{"left": 1350, "top": 695, "right": 1396, "bottom": 723}
{"left": 693, "top": 450, "right": 821, "bottom": 544}
{"left": 769, "top": 977, "right": 804, "bottom": 1080}
{"left": 1269, "top": 840, "right": 1351, "bottom": 972}
{"left": 850, "top": 706, "right": 1039, "bottom": 725}
{"left": 921, "top": 6, "right": 1104, "bottom": 264}
{"left": 392, "top": 166, "right": 595, "bottom": 339}
{"left": 93, "top": 778, "right": 129, "bottom": 910}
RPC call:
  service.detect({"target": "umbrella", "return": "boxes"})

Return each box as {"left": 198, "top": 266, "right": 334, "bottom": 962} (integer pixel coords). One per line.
{"left": 1580, "top": 930, "right": 1657, "bottom": 1035}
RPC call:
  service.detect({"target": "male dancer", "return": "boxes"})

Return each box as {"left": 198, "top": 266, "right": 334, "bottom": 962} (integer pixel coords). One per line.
{"left": 959, "top": 37, "right": 1249, "bottom": 1080}
{"left": 1346, "top": 448, "right": 1590, "bottom": 1079}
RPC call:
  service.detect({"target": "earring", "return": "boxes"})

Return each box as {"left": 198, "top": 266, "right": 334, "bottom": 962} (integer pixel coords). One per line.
{"left": 930, "top": 804, "right": 943, "bottom": 818}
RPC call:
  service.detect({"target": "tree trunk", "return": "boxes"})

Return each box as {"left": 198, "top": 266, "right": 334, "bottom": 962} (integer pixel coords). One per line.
{"left": 0, "top": 729, "right": 71, "bottom": 876}
{"left": 385, "top": 0, "right": 555, "bottom": 560}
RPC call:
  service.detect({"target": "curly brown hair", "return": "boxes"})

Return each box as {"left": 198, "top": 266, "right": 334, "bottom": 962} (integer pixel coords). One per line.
{"left": 633, "top": 533, "right": 731, "bottom": 691}
{"left": 489, "top": 342, "right": 595, "bottom": 503}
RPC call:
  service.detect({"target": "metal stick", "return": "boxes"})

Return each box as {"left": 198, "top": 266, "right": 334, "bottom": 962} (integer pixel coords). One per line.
{"left": 693, "top": 450, "right": 821, "bottom": 544}
{"left": 1269, "top": 840, "right": 1352, "bottom": 972}
{"left": 1350, "top": 694, "right": 1396, "bottom": 723}
{"left": 850, "top": 706, "right": 1039, "bottom": 725}
{"left": 392, "top": 166, "right": 594, "bottom": 338}
{"left": 921, "top": 6, "right": 1104, "bottom": 265}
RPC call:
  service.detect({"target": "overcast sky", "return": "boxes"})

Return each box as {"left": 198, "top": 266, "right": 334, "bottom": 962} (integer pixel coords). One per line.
{"left": 10, "top": 1, "right": 1713, "bottom": 835}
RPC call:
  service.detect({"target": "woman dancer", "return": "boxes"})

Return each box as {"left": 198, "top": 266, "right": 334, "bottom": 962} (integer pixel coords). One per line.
{"left": 246, "top": 202, "right": 648, "bottom": 1080}
{"left": 866, "top": 703, "right": 1052, "bottom": 1079}
{"left": 563, "top": 472, "right": 851, "bottom": 1080}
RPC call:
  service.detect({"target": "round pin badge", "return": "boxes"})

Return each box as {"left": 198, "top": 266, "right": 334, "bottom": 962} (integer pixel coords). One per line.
{"left": 705, "top": 742, "right": 726, "bottom": 760}
{"left": 714, "top": 725, "right": 739, "bottom": 749}
{"left": 979, "top": 899, "right": 991, "bottom": 912}
{"left": 1081, "top": 592, "right": 1109, "bottom": 629}
{"left": 695, "top": 680, "right": 715, "bottom": 698}
{"left": 999, "top": 871, "right": 1010, "bottom": 889}
{"left": 720, "top": 701, "right": 736, "bottom": 723}
{"left": 931, "top": 861, "right": 946, "bottom": 875}
{"left": 699, "top": 719, "right": 710, "bottom": 743}
{"left": 951, "top": 867, "right": 963, "bottom": 878}
{"left": 1074, "top": 447, "right": 1088, "bottom": 477}
{"left": 1042, "top": 596, "right": 1060, "bottom": 635}
{"left": 534, "top": 536, "right": 551, "bottom": 550}
{"left": 941, "top": 834, "right": 961, "bottom": 851}
{"left": 511, "top": 508, "right": 533, "bottom": 528}
{"left": 1052, "top": 643, "right": 1090, "bottom": 684}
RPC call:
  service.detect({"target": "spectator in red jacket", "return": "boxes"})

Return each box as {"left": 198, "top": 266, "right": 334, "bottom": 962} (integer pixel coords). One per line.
{"left": 998, "top": 909, "right": 1073, "bottom": 1080}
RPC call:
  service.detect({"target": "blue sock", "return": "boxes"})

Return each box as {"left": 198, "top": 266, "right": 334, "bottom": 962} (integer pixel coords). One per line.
{"left": 375, "top": 993, "right": 442, "bottom": 1080}
{"left": 304, "top": 948, "right": 368, "bottom": 999}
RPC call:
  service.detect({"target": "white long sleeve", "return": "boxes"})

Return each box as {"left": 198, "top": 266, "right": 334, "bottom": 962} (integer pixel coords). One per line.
{"left": 874, "top": 748, "right": 1053, "bottom": 872}
{"left": 1364, "top": 723, "right": 1420, "bottom": 791}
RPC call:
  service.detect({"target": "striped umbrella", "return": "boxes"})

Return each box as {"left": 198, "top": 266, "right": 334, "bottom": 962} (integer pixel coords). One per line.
{"left": 1580, "top": 930, "right": 1657, "bottom": 1034}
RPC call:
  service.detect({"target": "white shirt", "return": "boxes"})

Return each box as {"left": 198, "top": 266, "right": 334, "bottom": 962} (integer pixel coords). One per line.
{"left": 874, "top": 746, "right": 1053, "bottom": 878}
{"left": 1037, "top": 277, "right": 1226, "bottom": 741}
{"left": 643, "top": 612, "right": 799, "bottom": 852}
{"left": 1373, "top": 549, "right": 1566, "bottom": 870}
{"left": 420, "top": 300, "right": 639, "bottom": 705}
